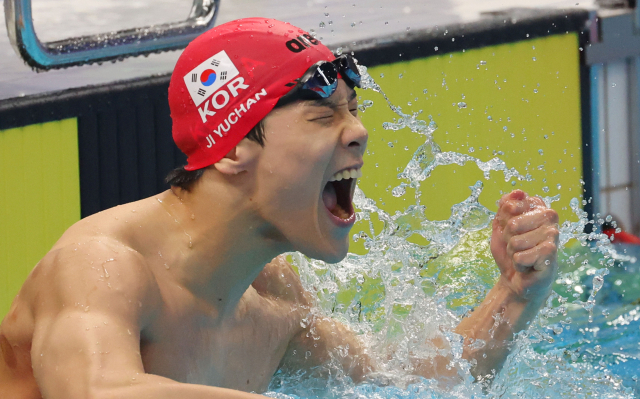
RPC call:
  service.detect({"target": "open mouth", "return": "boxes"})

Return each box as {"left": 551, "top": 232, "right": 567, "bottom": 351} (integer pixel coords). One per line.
{"left": 322, "top": 168, "right": 362, "bottom": 223}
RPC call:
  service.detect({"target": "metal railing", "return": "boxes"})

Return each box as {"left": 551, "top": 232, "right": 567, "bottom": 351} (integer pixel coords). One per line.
{"left": 4, "top": 0, "right": 219, "bottom": 71}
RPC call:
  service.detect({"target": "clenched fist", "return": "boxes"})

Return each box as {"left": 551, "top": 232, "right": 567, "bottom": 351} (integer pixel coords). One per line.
{"left": 490, "top": 190, "right": 559, "bottom": 302}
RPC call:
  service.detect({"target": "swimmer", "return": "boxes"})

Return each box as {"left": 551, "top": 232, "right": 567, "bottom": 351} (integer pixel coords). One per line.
{"left": 0, "top": 18, "right": 559, "bottom": 398}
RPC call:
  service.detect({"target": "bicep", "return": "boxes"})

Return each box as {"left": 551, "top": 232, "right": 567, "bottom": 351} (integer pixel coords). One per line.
{"left": 282, "top": 316, "right": 373, "bottom": 383}
{"left": 31, "top": 245, "right": 159, "bottom": 398}
{"left": 283, "top": 317, "right": 459, "bottom": 385}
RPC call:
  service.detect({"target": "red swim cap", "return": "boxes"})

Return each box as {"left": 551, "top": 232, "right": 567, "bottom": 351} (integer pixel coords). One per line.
{"left": 169, "top": 18, "right": 335, "bottom": 170}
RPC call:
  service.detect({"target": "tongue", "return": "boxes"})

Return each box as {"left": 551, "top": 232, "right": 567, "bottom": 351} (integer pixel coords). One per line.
{"left": 322, "top": 182, "right": 338, "bottom": 211}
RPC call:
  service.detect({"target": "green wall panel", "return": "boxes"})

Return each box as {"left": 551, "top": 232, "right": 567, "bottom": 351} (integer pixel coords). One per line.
{"left": 354, "top": 33, "right": 583, "bottom": 252}
{"left": 0, "top": 118, "right": 81, "bottom": 317}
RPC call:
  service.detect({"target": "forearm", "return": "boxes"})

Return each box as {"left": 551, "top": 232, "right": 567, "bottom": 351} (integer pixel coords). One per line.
{"left": 93, "top": 374, "right": 268, "bottom": 399}
{"left": 454, "top": 278, "right": 546, "bottom": 379}
{"left": 35, "top": 314, "right": 268, "bottom": 399}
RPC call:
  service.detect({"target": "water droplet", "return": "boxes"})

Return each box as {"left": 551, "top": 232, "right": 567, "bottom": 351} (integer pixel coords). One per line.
{"left": 391, "top": 185, "right": 406, "bottom": 197}
{"left": 358, "top": 100, "right": 374, "bottom": 112}
{"left": 538, "top": 149, "right": 544, "bottom": 155}
{"left": 480, "top": 60, "right": 487, "bottom": 65}
{"left": 457, "top": 102, "right": 467, "bottom": 109}
{"left": 319, "top": 22, "right": 325, "bottom": 28}
{"left": 532, "top": 57, "right": 537, "bottom": 61}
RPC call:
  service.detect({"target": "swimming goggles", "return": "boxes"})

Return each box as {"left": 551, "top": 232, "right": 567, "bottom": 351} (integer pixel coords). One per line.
{"left": 277, "top": 54, "right": 362, "bottom": 106}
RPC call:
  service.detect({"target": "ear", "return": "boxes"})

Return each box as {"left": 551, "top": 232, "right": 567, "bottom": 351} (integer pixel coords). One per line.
{"left": 213, "top": 138, "right": 262, "bottom": 175}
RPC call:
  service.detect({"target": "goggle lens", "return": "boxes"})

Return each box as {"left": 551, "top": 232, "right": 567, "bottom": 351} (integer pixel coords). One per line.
{"left": 278, "top": 54, "right": 361, "bottom": 106}
{"left": 336, "top": 55, "right": 361, "bottom": 88}
{"left": 301, "top": 62, "right": 338, "bottom": 96}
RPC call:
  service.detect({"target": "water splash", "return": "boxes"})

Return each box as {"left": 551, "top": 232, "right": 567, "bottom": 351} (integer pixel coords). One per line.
{"left": 265, "top": 66, "right": 635, "bottom": 398}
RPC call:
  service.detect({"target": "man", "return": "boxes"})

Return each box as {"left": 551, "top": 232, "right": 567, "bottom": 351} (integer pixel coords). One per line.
{"left": 0, "top": 18, "right": 559, "bottom": 398}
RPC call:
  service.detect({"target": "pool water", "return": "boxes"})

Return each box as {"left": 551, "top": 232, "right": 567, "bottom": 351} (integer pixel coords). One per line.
{"left": 263, "top": 68, "right": 638, "bottom": 398}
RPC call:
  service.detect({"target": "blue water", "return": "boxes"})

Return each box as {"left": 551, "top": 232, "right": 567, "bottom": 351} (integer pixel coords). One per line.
{"left": 263, "top": 244, "right": 639, "bottom": 398}
{"left": 536, "top": 244, "right": 640, "bottom": 396}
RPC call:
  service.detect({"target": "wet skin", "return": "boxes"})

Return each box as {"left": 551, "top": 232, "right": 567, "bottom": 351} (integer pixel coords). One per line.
{"left": 0, "top": 80, "right": 558, "bottom": 398}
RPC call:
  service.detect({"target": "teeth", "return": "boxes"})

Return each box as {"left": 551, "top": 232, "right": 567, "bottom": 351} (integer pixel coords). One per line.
{"left": 329, "top": 168, "right": 362, "bottom": 182}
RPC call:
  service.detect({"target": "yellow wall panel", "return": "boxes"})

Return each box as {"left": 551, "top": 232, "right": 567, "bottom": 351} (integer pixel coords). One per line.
{"left": 0, "top": 118, "right": 81, "bottom": 317}
{"left": 353, "top": 33, "right": 583, "bottom": 252}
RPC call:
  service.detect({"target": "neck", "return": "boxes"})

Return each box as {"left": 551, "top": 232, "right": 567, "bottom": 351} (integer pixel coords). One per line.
{"left": 152, "top": 174, "right": 288, "bottom": 314}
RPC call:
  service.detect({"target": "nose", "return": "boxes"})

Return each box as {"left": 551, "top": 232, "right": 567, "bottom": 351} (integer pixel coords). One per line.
{"left": 342, "top": 114, "right": 368, "bottom": 155}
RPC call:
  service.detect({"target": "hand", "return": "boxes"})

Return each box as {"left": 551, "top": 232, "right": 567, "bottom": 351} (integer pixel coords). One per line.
{"left": 490, "top": 190, "right": 559, "bottom": 302}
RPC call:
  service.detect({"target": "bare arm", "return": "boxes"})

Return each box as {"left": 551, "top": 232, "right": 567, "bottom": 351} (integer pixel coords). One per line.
{"left": 261, "top": 257, "right": 373, "bottom": 383}
{"left": 455, "top": 190, "right": 558, "bottom": 379}
{"left": 454, "top": 280, "right": 546, "bottom": 380}
{"left": 282, "top": 191, "right": 559, "bottom": 385}
{"left": 32, "top": 241, "right": 267, "bottom": 399}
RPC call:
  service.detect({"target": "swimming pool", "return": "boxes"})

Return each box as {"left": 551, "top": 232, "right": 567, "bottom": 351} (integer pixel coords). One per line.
{"left": 262, "top": 238, "right": 638, "bottom": 398}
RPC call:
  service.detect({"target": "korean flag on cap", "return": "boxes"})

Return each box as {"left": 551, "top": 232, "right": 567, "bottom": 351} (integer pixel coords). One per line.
{"left": 184, "top": 50, "right": 240, "bottom": 107}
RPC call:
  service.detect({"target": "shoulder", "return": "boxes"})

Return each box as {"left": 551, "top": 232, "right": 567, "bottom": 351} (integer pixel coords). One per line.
{"left": 24, "top": 237, "right": 162, "bottom": 325}
{"left": 251, "top": 255, "right": 311, "bottom": 306}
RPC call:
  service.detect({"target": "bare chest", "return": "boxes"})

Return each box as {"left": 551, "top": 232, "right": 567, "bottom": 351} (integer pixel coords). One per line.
{"left": 140, "top": 290, "right": 304, "bottom": 393}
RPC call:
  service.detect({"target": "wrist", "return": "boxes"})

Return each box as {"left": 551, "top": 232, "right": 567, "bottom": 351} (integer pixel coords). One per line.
{"left": 491, "top": 278, "right": 548, "bottom": 332}
{"left": 495, "top": 277, "right": 548, "bottom": 308}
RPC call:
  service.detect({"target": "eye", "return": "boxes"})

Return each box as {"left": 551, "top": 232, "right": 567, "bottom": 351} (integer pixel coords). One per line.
{"left": 308, "top": 110, "right": 334, "bottom": 119}
{"left": 349, "top": 101, "right": 358, "bottom": 116}
{"left": 308, "top": 113, "right": 335, "bottom": 123}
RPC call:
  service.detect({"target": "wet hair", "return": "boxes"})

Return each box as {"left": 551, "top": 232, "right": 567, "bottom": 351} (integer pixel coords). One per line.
{"left": 166, "top": 120, "right": 266, "bottom": 191}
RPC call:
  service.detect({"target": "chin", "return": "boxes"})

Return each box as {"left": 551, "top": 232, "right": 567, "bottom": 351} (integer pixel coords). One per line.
{"left": 319, "top": 247, "right": 349, "bottom": 264}
{"left": 299, "top": 238, "right": 350, "bottom": 264}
